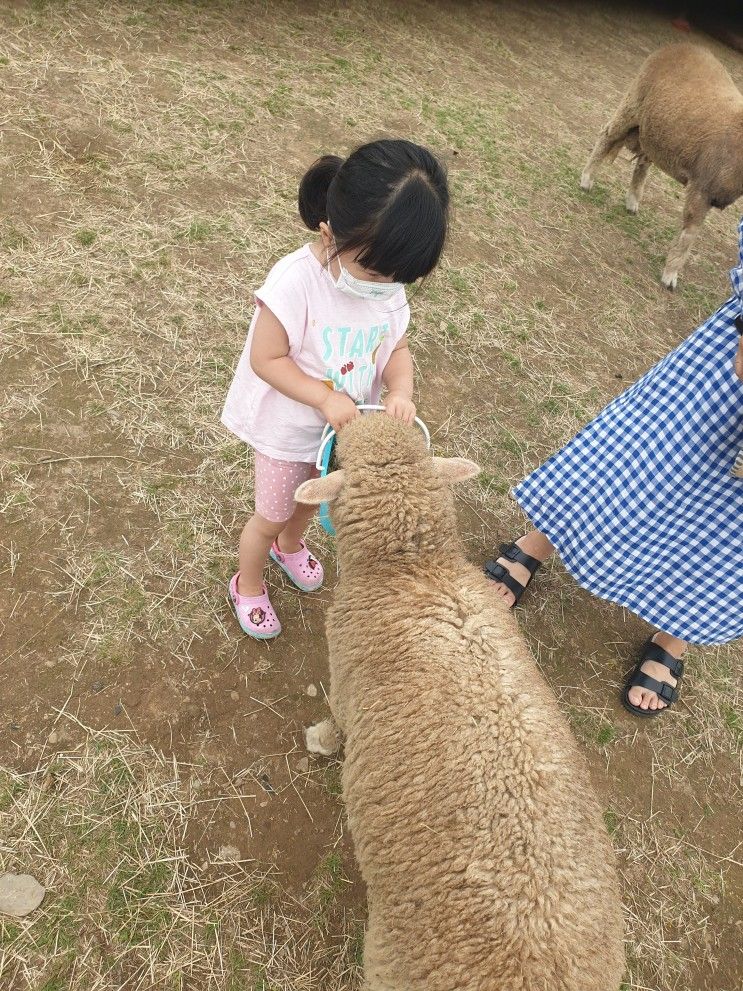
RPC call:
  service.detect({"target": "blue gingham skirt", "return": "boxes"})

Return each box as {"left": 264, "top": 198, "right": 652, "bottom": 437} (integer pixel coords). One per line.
{"left": 513, "top": 227, "right": 743, "bottom": 645}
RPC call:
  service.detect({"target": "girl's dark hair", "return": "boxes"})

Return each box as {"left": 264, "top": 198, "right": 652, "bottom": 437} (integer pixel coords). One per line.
{"left": 298, "top": 139, "right": 449, "bottom": 284}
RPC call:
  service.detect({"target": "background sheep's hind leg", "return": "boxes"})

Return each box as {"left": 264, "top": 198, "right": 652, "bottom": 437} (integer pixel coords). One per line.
{"left": 305, "top": 718, "right": 342, "bottom": 756}
{"left": 626, "top": 154, "right": 651, "bottom": 214}
{"left": 661, "top": 185, "right": 710, "bottom": 289}
{"left": 580, "top": 100, "right": 638, "bottom": 191}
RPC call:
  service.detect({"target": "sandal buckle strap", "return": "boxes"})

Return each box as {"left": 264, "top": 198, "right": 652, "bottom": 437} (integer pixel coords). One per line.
{"left": 483, "top": 560, "right": 526, "bottom": 602}
{"left": 484, "top": 561, "right": 507, "bottom": 582}
{"left": 658, "top": 682, "right": 679, "bottom": 703}
{"left": 629, "top": 671, "right": 680, "bottom": 704}
{"left": 644, "top": 642, "right": 684, "bottom": 678}
{"left": 498, "top": 542, "right": 542, "bottom": 575}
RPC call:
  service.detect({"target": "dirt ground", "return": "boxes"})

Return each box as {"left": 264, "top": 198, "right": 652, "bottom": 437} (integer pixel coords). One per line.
{"left": 1, "top": 1, "right": 742, "bottom": 989}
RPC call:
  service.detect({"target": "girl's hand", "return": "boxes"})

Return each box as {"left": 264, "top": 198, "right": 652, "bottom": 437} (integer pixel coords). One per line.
{"left": 320, "top": 391, "right": 360, "bottom": 432}
{"left": 384, "top": 392, "right": 417, "bottom": 425}
{"left": 736, "top": 335, "right": 743, "bottom": 381}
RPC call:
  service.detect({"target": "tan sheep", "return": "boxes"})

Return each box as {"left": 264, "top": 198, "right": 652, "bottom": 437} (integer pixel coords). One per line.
{"left": 295, "top": 414, "right": 625, "bottom": 991}
{"left": 580, "top": 42, "right": 743, "bottom": 289}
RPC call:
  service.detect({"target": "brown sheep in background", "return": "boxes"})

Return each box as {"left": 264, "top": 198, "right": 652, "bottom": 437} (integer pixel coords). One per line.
{"left": 295, "top": 414, "right": 625, "bottom": 991}
{"left": 580, "top": 42, "right": 743, "bottom": 289}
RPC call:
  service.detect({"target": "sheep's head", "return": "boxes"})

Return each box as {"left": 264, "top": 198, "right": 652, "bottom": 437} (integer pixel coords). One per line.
{"left": 295, "top": 414, "right": 479, "bottom": 568}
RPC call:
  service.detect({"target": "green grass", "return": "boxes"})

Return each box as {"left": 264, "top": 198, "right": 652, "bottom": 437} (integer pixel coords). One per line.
{"left": 568, "top": 707, "right": 618, "bottom": 750}
{"left": 596, "top": 722, "right": 616, "bottom": 747}
{"left": 723, "top": 706, "right": 742, "bottom": 750}
{"left": 603, "top": 808, "right": 620, "bottom": 836}
{"left": 263, "top": 83, "right": 293, "bottom": 118}
{"left": 178, "top": 219, "right": 213, "bottom": 243}
{"left": 476, "top": 470, "right": 510, "bottom": 497}
{"left": 250, "top": 880, "right": 276, "bottom": 909}
{"left": 311, "top": 851, "right": 349, "bottom": 933}
{"left": 322, "top": 764, "right": 343, "bottom": 797}
{"left": 75, "top": 229, "right": 97, "bottom": 247}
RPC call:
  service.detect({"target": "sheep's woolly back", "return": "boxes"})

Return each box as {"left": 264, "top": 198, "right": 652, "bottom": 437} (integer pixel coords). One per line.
{"left": 325, "top": 415, "right": 626, "bottom": 991}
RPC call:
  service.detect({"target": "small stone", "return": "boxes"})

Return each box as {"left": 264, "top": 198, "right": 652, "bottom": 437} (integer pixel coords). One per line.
{"left": 91, "top": 680, "right": 104, "bottom": 694}
{"left": 230, "top": 691, "right": 239, "bottom": 701}
{"left": 44, "top": 660, "right": 55, "bottom": 669}
{"left": 9, "top": 722, "right": 20, "bottom": 732}
{"left": 113, "top": 703, "right": 123, "bottom": 716}
{"left": 48, "top": 730, "right": 58, "bottom": 744}
{"left": 217, "top": 845, "right": 240, "bottom": 862}
{"left": 295, "top": 757, "right": 310, "bottom": 774}
{"left": 259, "top": 774, "right": 275, "bottom": 794}
{"left": 306, "top": 684, "right": 318, "bottom": 698}
{"left": 0, "top": 873, "right": 46, "bottom": 918}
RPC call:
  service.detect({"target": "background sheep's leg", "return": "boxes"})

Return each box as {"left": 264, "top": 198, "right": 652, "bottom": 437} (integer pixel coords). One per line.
{"left": 580, "top": 101, "right": 637, "bottom": 191}
{"left": 626, "top": 154, "right": 651, "bottom": 214}
{"left": 305, "top": 718, "right": 343, "bottom": 756}
{"left": 661, "top": 185, "right": 710, "bottom": 289}
{"left": 580, "top": 130, "right": 625, "bottom": 190}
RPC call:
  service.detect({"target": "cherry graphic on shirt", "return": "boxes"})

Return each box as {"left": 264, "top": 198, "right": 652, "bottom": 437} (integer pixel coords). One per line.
{"left": 347, "top": 361, "right": 354, "bottom": 371}
{"left": 341, "top": 365, "right": 347, "bottom": 375}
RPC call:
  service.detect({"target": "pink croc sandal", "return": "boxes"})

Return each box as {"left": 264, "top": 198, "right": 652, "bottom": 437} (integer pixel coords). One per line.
{"left": 269, "top": 540, "right": 324, "bottom": 592}
{"left": 228, "top": 574, "right": 281, "bottom": 639}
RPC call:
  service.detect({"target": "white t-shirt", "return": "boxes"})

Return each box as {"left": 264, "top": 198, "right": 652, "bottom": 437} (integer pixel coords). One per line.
{"left": 221, "top": 244, "right": 411, "bottom": 462}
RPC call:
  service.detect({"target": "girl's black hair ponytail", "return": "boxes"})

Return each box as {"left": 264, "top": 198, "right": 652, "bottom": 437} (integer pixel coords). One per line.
{"left": 298, "top": 155, "right": 344, "bottom": 231}
{"left": 298, "top": 140, "right": 449, "bottom": 282}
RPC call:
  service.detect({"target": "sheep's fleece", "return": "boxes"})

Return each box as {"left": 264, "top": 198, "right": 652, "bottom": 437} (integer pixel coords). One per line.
{"left": 296, "top": 415, "right": 625, "bottom": 991}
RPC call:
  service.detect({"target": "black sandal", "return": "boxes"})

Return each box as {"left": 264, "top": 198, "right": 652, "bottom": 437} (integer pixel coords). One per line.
{"left": 622, "top": 639, "right": 684, "bottom": 718}
{"left": 483, "top": 542, "right": 542, "bottom": 607}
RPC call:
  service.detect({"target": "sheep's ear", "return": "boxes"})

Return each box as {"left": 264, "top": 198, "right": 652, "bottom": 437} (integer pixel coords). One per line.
{"left": 432, "top": 456, "right": 480, "bottom": 484}
{"left": 295, "top": 470, "right": 346, "bottom": 505}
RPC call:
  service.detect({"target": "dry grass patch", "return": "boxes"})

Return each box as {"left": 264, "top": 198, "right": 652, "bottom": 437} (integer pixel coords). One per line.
{"left": 0, "top": 722, "right": 361, "bottom": 991}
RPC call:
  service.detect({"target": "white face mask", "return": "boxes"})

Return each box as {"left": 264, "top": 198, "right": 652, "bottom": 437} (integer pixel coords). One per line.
{"left": 327, "top": 240, "right": 404, "bottom": 301}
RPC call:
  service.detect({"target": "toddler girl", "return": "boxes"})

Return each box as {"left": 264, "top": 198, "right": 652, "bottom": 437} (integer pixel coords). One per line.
{"left": 221, "top": 139, "right": 450, "bottom": 638}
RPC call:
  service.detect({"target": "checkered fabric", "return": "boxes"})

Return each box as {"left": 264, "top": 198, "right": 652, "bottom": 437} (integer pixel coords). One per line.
{"left": 512, "top": 221, "right": 743, "bottom": 645}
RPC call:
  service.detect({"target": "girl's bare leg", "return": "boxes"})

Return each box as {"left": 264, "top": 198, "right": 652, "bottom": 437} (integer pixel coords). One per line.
{"left": 277, "top": 501, "right": 318, "bottom": 553}
{"left": 238, "top": 501, "right": 319, "bottom": 596}
{"left": 238, "top": 513, "right": 285, "bottom": 596}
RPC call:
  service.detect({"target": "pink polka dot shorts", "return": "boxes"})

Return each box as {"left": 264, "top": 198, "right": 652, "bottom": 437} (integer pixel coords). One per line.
{"left": 254, "top": 452, "right": 319, "bottom": 523}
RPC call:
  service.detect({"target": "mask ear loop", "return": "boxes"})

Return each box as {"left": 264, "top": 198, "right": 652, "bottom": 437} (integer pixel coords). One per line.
{"left": 325, "top": 230, "right": 341, "bottom": 281}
